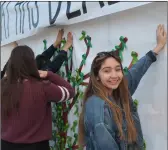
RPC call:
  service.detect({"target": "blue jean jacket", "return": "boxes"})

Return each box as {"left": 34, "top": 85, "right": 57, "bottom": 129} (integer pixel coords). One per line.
{"left": 84, "top": 50, "right": 157, "bottom": 150}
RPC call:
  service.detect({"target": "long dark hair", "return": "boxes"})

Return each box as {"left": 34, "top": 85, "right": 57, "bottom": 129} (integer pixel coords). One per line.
{"left": 78, "top": 51, "right": 137, "bottom": 147}
{"left": 1, "top": 61, "right": 8, "bottom": 79}
{"left": 1, "top": 45, "right": 41, "bottom": 118}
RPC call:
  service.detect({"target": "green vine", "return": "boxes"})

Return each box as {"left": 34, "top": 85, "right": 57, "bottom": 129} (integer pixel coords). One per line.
{"left": 43, "top": 31, "right": 91, "bottom": 150}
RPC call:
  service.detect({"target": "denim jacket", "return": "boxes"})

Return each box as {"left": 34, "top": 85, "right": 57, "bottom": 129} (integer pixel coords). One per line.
{"left": 84, "top": 50, "right": 157, "bottom": 150}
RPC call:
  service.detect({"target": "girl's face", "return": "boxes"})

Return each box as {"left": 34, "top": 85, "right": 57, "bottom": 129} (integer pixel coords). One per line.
{"left": 98, "top": 57, "right": 123, "bottom": 93}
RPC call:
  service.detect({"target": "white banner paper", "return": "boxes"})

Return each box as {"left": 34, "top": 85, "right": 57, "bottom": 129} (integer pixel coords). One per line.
{"left": 1, "top": 1, "right": 151, "bottom": 46}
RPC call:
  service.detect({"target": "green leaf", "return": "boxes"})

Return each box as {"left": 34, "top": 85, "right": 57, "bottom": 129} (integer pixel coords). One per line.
{"left": 143, "top": 139, "right": 147, "bottom": 150}
{"left": 79, "top": 31, "right": 86, "bottom": 41}
{"left": 131, "top": 51, "right": 138, "bottom": 65}
{"left": 86, "top": 35, "right": 92, "bottom": 47}
{"left": 123, "top": 67, "right": 128, "bottom": 75}
{"left": 134, "top": 99, "right": 139, "bottom": 109}
{"left": 74, "top": 105, "right": 79, "bottom": 115}
{"left": 43, "top": 39, "right": 47, "bottom": 50}
{"left": 67, "top": 136, "right": 72, "bottom": 146}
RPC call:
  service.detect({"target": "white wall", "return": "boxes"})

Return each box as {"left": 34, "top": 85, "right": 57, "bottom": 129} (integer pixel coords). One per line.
{"left": 1, "top": 2, "right": 167, "bottom": 150}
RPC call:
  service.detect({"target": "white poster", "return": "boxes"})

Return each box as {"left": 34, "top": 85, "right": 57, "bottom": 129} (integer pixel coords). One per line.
{"left": 1, "top": 1, "right": 151, "bottom": 46}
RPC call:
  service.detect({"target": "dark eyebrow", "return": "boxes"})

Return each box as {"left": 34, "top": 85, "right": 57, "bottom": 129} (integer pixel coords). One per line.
{"left": 116, "top": 65, "right": 121, "bottom": 68}
{"left": 102, "top": 67, "right": 111, "bottom": 70}
{"left": 102, "top": 65, "right": 121, "bottom": 70}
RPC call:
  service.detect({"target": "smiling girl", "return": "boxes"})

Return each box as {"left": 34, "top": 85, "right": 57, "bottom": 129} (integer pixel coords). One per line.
{"left": 78, "top": 24, "right": 167, "bottom": 150}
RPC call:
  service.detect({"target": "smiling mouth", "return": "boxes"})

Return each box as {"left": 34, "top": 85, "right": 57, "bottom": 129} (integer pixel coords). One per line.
{"left": 108, "top": 80, "right": 118, "bottom": 85}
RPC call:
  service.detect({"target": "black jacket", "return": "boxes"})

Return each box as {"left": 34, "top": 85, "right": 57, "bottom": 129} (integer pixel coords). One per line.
{"left": 36, "top": 44, "right": 67, "bottom": 73}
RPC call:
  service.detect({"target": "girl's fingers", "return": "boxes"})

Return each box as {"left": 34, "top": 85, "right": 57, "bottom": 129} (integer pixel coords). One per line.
{"left": 157, "top": 24, "right": 161, "bottom": 35}
{"left": 164, "top": 30, "right": 167, "bottom": 38}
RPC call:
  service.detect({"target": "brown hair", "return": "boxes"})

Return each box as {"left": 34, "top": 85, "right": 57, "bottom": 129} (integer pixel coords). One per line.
{"left": 1, "top": 45, "right": 41, "bottom": 119}
{"left": 78, "top": 51, "right": 137, "bottom": 147}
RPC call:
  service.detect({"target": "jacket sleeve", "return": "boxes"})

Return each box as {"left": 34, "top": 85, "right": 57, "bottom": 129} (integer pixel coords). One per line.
{"left": 43, "top": 71, "right": 75, "bottom": 103}
{"left": 92, "top": 123, "right": 119, "bottom": 150}
{"left": 41, "top": 44, "right": 57, "bottom": 60}
{"left": 47, "top": 50, "right": 67, "bottom": 73}
{"left": 125, "top": 50, "right": 157, "bottom": 96}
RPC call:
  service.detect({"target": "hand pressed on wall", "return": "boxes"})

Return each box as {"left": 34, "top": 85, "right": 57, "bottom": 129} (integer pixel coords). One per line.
{"left": 153, "top": 24, "right": 167, "bottom": 54}
{"left": 53, "top": 29, "right": 64, "bottom": 48}
{"left": 62, "top": 32, "right": 73, "bottom": 51}
{"left": 12, "top": 41, "right": 18, "bottom": 48}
